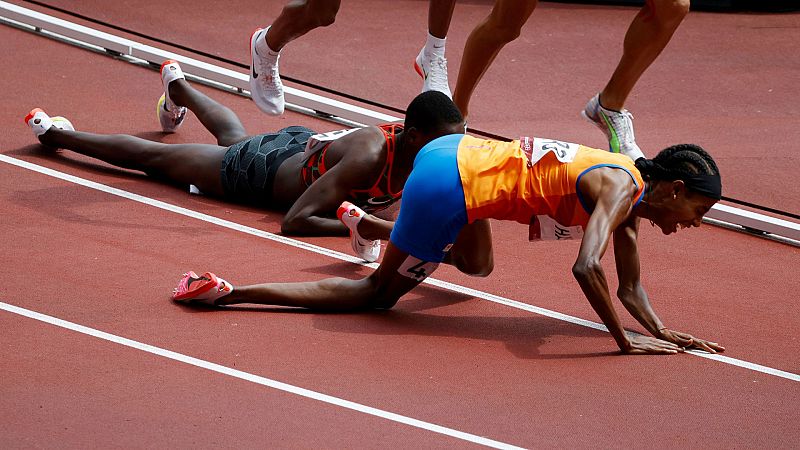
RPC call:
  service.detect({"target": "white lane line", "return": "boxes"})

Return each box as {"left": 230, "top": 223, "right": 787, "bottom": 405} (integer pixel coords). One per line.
{"left": 1, "top": 153, "right": 798, "bottom": 383}
{"left": 0, "top": 301, "right": 524, "bottom": 450}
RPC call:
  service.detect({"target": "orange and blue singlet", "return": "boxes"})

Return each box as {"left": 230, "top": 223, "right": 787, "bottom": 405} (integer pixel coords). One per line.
{"left": 390, "top": 134, "right": 645, "bottom": 262}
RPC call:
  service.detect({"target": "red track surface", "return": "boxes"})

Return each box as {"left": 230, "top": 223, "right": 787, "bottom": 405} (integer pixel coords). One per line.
{"left": 1, "top": 2, "right": 798, "bottom": 448}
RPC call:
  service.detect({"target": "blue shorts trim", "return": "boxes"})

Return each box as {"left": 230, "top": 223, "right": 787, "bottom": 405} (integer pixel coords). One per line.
{"left": 390, "top": 134, "right": 468, "bottom": 262}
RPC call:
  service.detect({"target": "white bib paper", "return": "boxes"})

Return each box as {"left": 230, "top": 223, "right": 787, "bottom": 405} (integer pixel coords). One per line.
{"left": 520, "top": 136, "right": 579, "bottom": 166}
{"left": 303, "top": 127, "right": 362, "bottom": 159}
{"left": 529, "top": 215, "right": 584, "bottom": 241}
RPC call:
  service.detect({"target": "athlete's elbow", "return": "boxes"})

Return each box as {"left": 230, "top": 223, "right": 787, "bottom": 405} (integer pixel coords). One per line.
{"left": 280, "top": 215, "right": 308, "bottom": 236}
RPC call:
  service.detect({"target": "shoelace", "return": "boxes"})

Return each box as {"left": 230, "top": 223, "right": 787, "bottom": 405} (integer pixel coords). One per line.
{"left": 606, "top": 109, "right": 636, "bottom": 144}
{"left": 425, "top": 55, "right": 449, "bottom": 91}
{"left": 256, "top": 56, "right": 283, "bottom": 90}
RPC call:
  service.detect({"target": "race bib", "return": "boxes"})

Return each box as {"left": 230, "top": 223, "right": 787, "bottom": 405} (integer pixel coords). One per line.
{"left": 304, "top": 127, "right": 362, "bottom": 158}
{"left": 529, "top": 215, "right": 584, "bottom": 241}
{"left": 520, "top": 137, "right": 579, "bottom": 167}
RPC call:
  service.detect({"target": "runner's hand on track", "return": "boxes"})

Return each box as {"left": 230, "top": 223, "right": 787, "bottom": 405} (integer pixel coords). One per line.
{"left": 659, "top": 328, "right": 725, "bottom": 354}
{"left": 622, "top": 335, "right": 684, "bottom": 355}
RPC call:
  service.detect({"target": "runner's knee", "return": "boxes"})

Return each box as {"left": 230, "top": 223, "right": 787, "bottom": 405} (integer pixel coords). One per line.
{"left": 303, "top": 0, "right": 340, "bottom": 28}
{"left": 482, "top": 17, "right": 525, "bottom": 44}
{"left": 453, "top": 254, "right": 493, "bottom": 277}
{"left": 648, "top": 0, "right": 690, "bottom": 22}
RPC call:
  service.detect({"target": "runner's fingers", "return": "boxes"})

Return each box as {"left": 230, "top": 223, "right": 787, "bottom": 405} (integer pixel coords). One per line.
{"left": 667, "top": 330, "right": 694, "bottom": 346}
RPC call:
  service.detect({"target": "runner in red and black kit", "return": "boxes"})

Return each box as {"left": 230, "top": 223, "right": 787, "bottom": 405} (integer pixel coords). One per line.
{"left": 25, "top": 61, "right": 465, "bottom": 237}
{"left": 301, "top": 124, "right": 404, "bottom": 214}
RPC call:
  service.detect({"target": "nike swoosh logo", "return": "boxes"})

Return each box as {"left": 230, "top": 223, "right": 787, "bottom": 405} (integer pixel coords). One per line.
{"left": 252, "top": 60, "right": 259, "bottom": 79}
{"left": 366, "top": 197, "right": 394, "bottom": 206}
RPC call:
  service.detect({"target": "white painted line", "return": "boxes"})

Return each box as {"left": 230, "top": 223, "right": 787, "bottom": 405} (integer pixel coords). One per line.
{"left": 1, "top": 154, "right": 798, "bottom": 383}
{"left": 0, "top": 301, "right": 524, "bottom": 450}
{"left": 686, "top": 350, "right": 799, "bottom": 382}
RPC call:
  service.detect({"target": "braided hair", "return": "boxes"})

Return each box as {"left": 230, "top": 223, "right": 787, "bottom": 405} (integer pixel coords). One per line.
{"left": 634, "top": 144, "right": 722, "bottom": 199}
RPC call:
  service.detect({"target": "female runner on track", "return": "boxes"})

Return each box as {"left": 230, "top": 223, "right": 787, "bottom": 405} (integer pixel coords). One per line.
{"left": 173, "top": 130, "right": 726, "bottom": 355}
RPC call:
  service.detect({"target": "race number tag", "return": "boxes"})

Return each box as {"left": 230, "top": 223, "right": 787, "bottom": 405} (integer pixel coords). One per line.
{"left": 398, "top": 255, "right": 440, "bottom": 281}
{"left": 520, "top": 137, "right": 579, "bottom": 167}
{"left": 529, "top": 215, "right": 584, "bottom": 241}
{"left": 304, "top": 127, "right": 362, "bottom": 157}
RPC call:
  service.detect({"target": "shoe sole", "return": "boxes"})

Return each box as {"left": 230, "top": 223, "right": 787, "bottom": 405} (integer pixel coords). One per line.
{"left": 249, "top": 27, "right": 264, "bottom": 81}
{"left": 413, "top": 59, "right": 424, "bottom": 79}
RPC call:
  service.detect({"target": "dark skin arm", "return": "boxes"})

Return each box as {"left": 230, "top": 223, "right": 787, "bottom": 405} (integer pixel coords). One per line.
{"left": 613, "top": 217, "right": 725, "bottom": 354}
{"left": 572, "top": 169, "right": 683, "bottom": 354}
{"left": 281, "top": 127, "right": 387, "bottom": 236}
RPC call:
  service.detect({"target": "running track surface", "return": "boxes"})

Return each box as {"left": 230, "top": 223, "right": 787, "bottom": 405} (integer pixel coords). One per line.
{"left": 1, "top": 1, "right": 799, "bottom": 448}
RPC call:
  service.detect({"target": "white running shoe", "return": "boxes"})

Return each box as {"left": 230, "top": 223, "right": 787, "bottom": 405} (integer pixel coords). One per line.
{"left": 249, "top": 27, "right": 285, "bottom": 115}
{"left": 24, "top": 108, "right": 74, "bottom": 137}
{"left": 157, "top": 60, "right": 188, "bottom": 133}
{"left": 337, "top": 201, "right": 381, "bottom": 263}
{"left": 582, "top": 94, "right": 645, "bottom": 161}
{"left": 414, "top": 47, "right": 452, "bottom": 99}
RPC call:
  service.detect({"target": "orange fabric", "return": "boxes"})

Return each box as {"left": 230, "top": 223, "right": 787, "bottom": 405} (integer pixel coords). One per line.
{"left": 456, "top": 135, "right": 645, "bottom": 227}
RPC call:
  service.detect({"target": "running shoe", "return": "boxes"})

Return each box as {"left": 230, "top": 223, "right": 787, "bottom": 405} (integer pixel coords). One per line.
{"left": 414, "top": 47, "right": 452, "bottom": 98}
{"left": 249, "top": 27, "right": 285, "bottom": 115}
{"left": 337, "top": 201, "right": 381, "bottom": 263}
{"left": 24, "top": 108, "right": 74, "bottom": 137}
{"left": 172, "top": 271, "right": 233, "bottom": 306}
{"left": 157, "top": 60, "right": 188, "bottom": 133}
{"left": 582, "top": 94, "right": 645, "bottom": 161}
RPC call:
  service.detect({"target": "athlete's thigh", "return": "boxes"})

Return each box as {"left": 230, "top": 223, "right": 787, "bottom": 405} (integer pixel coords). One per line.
{"left": 491, "top": 0, "right": 538, "bottom": 27}
{"left": 448, "top": 218, "right": 494, "bottom": 276}
{"left": 151, "top": 143, "right": 227, "bottom": 196}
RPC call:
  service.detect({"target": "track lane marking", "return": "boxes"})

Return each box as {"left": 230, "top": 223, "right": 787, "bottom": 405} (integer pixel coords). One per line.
{"left": 0, "top": 301, "right": 524, "bottom": 449}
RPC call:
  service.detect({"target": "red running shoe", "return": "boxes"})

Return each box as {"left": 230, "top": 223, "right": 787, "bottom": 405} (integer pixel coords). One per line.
{"left": 172, "top": 271, "right": 233, "bottom": 305}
